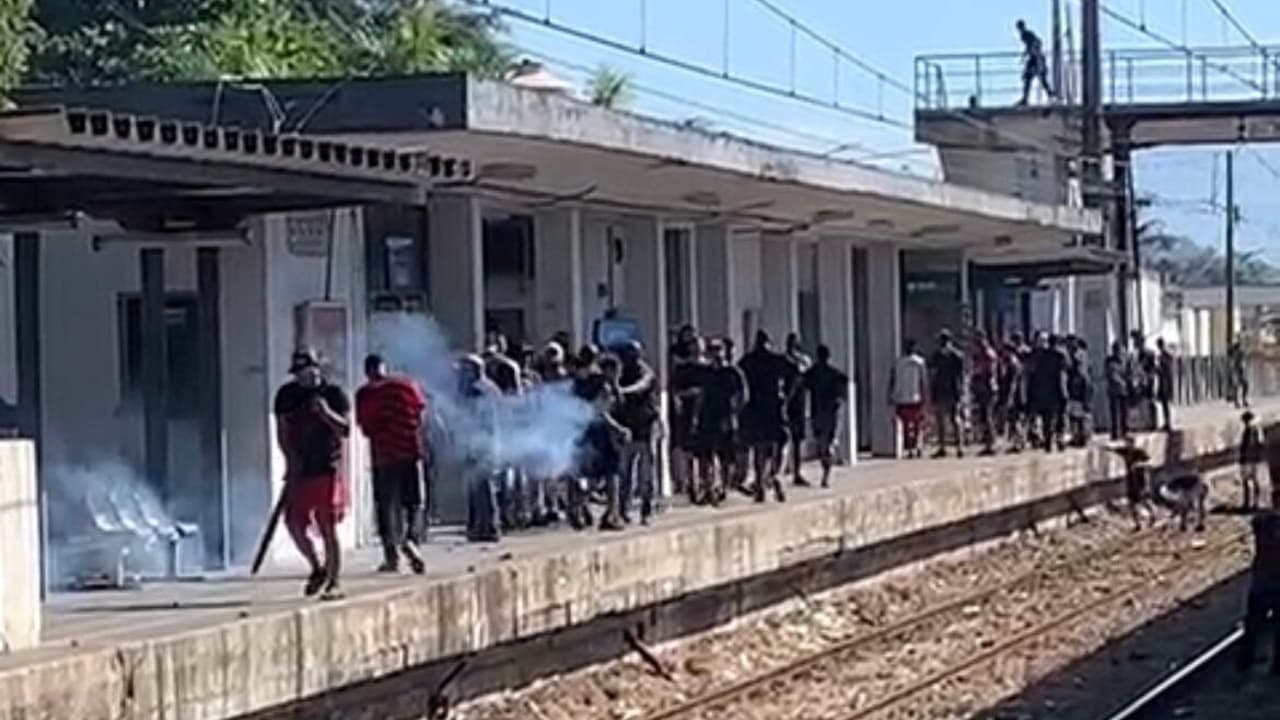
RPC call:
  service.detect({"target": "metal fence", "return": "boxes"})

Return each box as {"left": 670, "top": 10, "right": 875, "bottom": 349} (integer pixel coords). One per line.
{"left": 1167, "top": 355, "right": 1280, "bottom": 407}
{"left": 915, "top": 44, "right": 1280, "bottom": 111}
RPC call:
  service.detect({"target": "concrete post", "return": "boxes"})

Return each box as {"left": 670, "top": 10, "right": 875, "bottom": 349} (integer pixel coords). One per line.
{"left": 761, "top": 234, "right": 798, "bottom": 341}
{"left": 866, "top": 243, "right": 903, "bottom": 457}
{"left": 534, "top": 207, "right": 585, "bottom": 346}
{"left": 622, "top": 216, "right": 671, "bottom": 495}
{"left": 0, "top": 439, "right": 39, "bottom": 652}
{"left": 428, "top": 195, "right": 485, "bottom": 351}
{"left": 695, "top": 224, "right": 736, "bottom": 339}
{"left": 817, "top": 237, "right": 859, "bottom": 463}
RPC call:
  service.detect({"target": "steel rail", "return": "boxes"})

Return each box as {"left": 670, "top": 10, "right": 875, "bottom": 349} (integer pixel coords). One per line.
{"left": 640, "top": 524, "right": 1171, "bottom": 720}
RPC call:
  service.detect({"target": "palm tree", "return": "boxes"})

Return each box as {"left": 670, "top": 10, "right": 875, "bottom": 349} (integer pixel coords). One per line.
{"left": 587, "top": 64, "right": 634, "bottom": 109}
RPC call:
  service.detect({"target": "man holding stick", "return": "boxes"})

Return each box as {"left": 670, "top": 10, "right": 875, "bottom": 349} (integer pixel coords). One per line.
{"left": 272, "top": 349, "right": 351, "bottom": 600}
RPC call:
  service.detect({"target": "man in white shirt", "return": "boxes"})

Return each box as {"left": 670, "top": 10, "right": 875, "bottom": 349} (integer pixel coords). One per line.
{"left": 888, "top": 339, "right": 929, "bottom": 458}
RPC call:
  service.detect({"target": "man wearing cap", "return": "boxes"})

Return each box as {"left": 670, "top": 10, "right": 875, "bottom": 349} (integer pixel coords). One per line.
{"left": 355, "top": 354, "right": 427, "bottom": 575}
{"left": 273, "top": 350, "right": 351, "bottom": 599}
{"left": 616, "top": 340, "right": 660, "bottom": 524}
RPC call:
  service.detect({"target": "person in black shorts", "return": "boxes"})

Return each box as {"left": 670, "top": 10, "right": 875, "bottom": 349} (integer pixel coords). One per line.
{"left": 738, "top": 330, "right": 798, "bottom": 503}
{"left": 691, "top": 338, "right": 746, "bottom": 506}
{"left": 670, "top": 332, "right": 704, "bottom": 503}
{"left": 1238, "top": 499, "right": 1280, "bottom": 674}
{"left": 1016, "top": 20, "right": 1054, "bottom": 105}
{"left": 784, "top": 333, "right": 812, "bottom": 486}
{"left": 929, "top": 330, "right": 965, "bottom": 458}
{"left": 802, "top": 345, "right": 849, "bottom": 487}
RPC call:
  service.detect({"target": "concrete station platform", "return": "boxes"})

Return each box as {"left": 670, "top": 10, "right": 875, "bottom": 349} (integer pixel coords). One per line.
{"left": 1, "top": 401, "right": 1271, "bottom": 720}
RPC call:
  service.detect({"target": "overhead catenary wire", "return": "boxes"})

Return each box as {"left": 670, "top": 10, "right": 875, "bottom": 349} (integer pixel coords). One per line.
{"left": 511, "top": 46, "right": 941, "bottom": 175}
{"left": 741, "top": 0, "right": 1076, "bottom": 158}
{"left": 1099, "top": 2, "right": 1266, "bottom": 95}
{"left": 1207, "top": 0, "right": 1264, "bottom": 53}
{"left": 468, "top": 0, "right": 1079, "bottom": 162}
{"left": 463, "top": 0, "right": 909, "bottom": 129}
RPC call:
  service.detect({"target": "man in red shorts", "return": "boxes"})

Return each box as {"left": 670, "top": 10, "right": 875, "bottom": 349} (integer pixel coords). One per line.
{"left": 356, "top": 353, "right": 427, "bottom": 575}
{"left": 273, "top": 349, "right": 351, "bottom": 600}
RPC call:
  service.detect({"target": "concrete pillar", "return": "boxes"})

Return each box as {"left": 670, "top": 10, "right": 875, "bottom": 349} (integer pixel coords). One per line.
{"left": 139, "top": 248, "right": 170, "bottom": 501}
{"left": 761, "top": 234, "right": 798, "bottom": 340}
{"left": 817, "top": 237, "right": 858, "bottom": 463}
{"left": 428, "top": 195, "right": 484, "bottom": 351}
{"left": 695, "top": 224, "right": 735, "bottom": 338}
{"left": 0, "top": 439, "right": 39, "bottom": 651}
{"left": 866, "top": 243, "right": 903, "bottom": 457}
{"left": 621, "top": 216, "right": 671, "bottom": 495}
{"left": 534, "top": 207, "right": 585, "bottom": 346}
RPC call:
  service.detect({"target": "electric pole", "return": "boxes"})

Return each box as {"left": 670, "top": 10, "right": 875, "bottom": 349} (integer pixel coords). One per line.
{"left": 1052, "top": 0, "right": 1063, "bottom": 99}
{"left": 1225, "top": 150, "right": 1236, "bottom": 349}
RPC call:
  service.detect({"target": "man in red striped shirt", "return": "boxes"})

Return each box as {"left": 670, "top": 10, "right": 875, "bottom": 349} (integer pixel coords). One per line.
{"left": 356, "top": 354, "right": 428, "bottom": 574}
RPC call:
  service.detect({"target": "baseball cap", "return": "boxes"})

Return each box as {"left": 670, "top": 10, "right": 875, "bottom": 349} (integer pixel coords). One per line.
{"left": 289, "top": 349, "right": 320, "bottom": 374}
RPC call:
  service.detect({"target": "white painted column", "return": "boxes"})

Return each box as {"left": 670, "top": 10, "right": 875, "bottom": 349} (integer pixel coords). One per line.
{"left": 866, "top": 243, "right": 903, "bottom": 457}
{"left": 534, "top": 207, "right": 585, "bottom": 347}
{"left": 761, "top": 234, "right": 798, "bottom": 340}
{"left": 817, "top": 237, "right": 858, "bottom": 464}
{"left": 622, "top": 216, "right": 671, "bottom": 495}
{"left": 428, "top": 195, "right": 484, "bottom": 351}
{"left": 695, "top": 223, "right": 736, "bottom": 339}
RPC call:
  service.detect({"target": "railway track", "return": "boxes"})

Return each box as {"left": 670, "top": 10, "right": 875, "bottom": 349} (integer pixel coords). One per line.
{"left": 638, "top": 528, "right": 1248, "bottom": 720}
{"left": 1099, "top": 628, "right": 1243, "bottom": 720}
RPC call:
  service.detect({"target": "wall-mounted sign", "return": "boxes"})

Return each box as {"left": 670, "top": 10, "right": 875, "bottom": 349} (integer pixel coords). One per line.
{"left": 286, "top": 212, "right": 333, "bottom": 257}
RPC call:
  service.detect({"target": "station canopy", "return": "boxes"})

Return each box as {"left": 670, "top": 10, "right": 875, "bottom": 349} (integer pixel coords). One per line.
{"left": 0, "top": 105, "right": 470, "bottom": 234}
{"left": 17, "top": 75, "right": 1101, "bottom": 249}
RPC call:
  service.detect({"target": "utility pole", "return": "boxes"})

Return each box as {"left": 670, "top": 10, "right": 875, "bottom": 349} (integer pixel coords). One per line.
{"left": 1052, "top": 0, "right": 1064, "bottom": 100}
{"left": 1080, "top": 0, "right": 1126, "bottom": 336}
{"left": 1225, "top": 150, "right": 1236, "bottom": 349}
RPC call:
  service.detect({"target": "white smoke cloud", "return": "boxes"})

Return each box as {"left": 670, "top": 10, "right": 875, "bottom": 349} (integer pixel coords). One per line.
{"left": 367, "top": 313, "right": 593, "bottom": 479}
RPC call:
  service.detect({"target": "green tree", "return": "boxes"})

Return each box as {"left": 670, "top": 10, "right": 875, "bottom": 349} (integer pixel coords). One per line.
{"left": 28, "top": 0, "right": 512, "bottom": 84}
{"left": 586, "top": 64, "right": 633, "bottom": 109}
{"left": 0, "top": 0, "right": 34, "bottom": 95}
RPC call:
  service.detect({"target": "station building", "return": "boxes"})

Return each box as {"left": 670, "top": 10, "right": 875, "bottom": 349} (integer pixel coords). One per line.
{"left": 0, "top": 74, "right": 1102, "bottom": 570}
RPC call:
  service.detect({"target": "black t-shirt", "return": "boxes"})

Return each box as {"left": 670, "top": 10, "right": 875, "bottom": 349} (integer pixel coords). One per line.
{"left": 930, "top": 346, "right": 964, "bottom": 402}
{"left": 695, "top": 364, "right": 745, "bottom": 430}
{"left": 1021, "top": 28, "right": 1043, "bottom": 56}
{"left": 803, "top": 363, "right": 849, "bottom": 418}
{"left": 1252, "top": 511, "right": 1280, "bottom": 589}
{"left": 738, "top": 349, "right": 796, "bottom": 414}
{"left": 484, "top": 354, "right": 522, "bottom": 394}
{"left": 616, "top": 361, "right": 659, "bottom": 438}
{"left": 784, "top": 352, "right": 810, "bottom": 420}
{"left": 273, "top": 381, "right": 350, "bottom": 478}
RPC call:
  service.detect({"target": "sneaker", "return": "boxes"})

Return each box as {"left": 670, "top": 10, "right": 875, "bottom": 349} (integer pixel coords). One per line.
{"left": 401, "top": 543, "right": 426, "bottom": 575}
{"left": 303, "top": 569, "right": 326, "bottom": 597}
{"left": 773, "top": 481, "right": 786, "bottom": 503}
{"left": 319, "top": 581, "right": 345, "bottom": 602}
{"left": 598, "top": 515, "right": 625, "bottom": 532}
{"left": 793, "top": 476, "right": 812, "bottom": 488}
{"left": 376, "top": 561, "right": 399, "bottom": 574}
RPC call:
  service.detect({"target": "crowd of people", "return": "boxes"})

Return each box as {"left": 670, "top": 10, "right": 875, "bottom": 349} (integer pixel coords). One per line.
{"left": 266, "top": 319, "right": 1253, "bottom": 600}
{"left": 459, "top": 326, "right": 850, "bottom": 539}
{"left": 888, "top": 328, "right": 1187, "bottom": 460}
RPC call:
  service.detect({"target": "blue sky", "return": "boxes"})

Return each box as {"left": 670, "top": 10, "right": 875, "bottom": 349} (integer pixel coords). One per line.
{"left": 489, "top": 0, "right": 1280, "bottom": 260}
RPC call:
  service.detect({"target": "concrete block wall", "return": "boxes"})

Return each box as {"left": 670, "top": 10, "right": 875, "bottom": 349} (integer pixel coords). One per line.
{"left": 0, "top": 406, "right": 1270, "bottom": 720}
{"left": 0, "top": 440, "right": 39, "bottom": 654}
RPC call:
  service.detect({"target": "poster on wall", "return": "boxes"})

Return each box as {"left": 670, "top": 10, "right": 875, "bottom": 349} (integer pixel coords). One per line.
{"left": 384, "top": 235, "right": 417, "bottom": 291}
{"left": 296, "top": 301, "right": 349, "bottom": 383}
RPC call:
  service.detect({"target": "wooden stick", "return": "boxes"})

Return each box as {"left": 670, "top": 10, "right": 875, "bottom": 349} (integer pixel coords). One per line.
{"left": 250, "top": 485, "right": 288, "bottom": 576}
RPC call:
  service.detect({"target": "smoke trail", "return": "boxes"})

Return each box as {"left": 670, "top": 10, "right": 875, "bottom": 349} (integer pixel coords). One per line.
{"left": 44, "top": 457, "right": 185, "bottom": 585}
{"left": 367, "top": 313, "right": 593, "bottom": 478}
